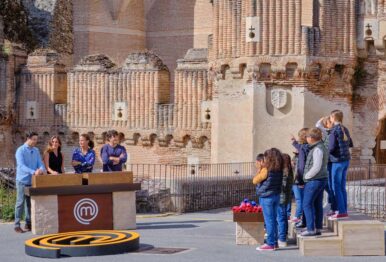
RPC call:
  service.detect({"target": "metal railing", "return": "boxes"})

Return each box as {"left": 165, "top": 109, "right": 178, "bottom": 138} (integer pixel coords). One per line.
{"left": 128, "top": 162, "right": 256, "bottom": 213}
{"left": 1, "top": 163, "right": 384, "bottom": 221}
{"left": 347, "top": 164, "right": 386, "bottom": 221}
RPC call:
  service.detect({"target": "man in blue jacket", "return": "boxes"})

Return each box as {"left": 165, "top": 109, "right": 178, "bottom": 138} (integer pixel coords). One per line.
{"left": 100, "top": 130, "right": 128, "bottom": 172}
{"left": 14, "top": 132, "right": 46, "bottom": 233}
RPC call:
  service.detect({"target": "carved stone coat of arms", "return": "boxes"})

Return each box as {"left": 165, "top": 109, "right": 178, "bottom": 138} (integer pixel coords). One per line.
{"left": 271, "top": 89, "right": 287, "bottom": 109}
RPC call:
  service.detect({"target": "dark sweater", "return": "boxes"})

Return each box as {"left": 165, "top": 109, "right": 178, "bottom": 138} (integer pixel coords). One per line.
{"left": 292, "top": 141, "right": 309, "bottom": 185}
{"left": 280, "top": 169, "right": 294, "bottom": 205}
{"left": 100, "top": 144, "right": 128, "bottom": 172}
{"left": 328, "top": 124, "right": 353, "bottom": 163}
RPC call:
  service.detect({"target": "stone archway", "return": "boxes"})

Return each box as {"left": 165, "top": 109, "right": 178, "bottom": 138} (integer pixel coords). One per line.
{"left": 374, "top": 117, "right": 386, "bottom": 164}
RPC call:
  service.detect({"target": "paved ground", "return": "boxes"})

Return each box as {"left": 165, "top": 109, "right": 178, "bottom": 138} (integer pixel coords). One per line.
{"left": 0, "top": 209, "right": 385, "bottom": 262}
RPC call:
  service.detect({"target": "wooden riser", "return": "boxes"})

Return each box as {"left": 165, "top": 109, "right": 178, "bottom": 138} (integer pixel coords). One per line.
{"left": 299, "top": 235, "right": 342, "bottom": 256}
{"left": 299, "top": 214, "right": 385, "bottom": 256}
{"left": 338, "top": 220, "right": 385, "bottom": 256}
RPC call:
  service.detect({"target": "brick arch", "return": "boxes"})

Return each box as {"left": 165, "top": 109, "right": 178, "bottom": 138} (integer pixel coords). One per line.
{"left": 133, "top": 133, "right": 141, "bottom": 145}
{"left": 220, "top": 64, "right": 230, "bottom": 80}
{"left": 285, "top": 62, "right": 298, "bottom": 78}
{"left": 149, "top": 133, "right": 157, "bottom": 146}
{"left": 259, "top": 63, "right": 271, "bottom": 79}
{"left": 71, "top": 132, "right": 79, "bottom": 145}
{"left": 183, "top": 135, "right": 192, "bottom": 147}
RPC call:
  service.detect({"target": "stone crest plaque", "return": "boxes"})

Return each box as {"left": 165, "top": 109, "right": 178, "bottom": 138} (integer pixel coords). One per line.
{"left": 271, "top": 89, "right": 287, "bottom": 109}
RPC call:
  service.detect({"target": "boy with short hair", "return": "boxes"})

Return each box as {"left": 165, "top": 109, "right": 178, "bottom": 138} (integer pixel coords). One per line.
{"left": 301, "top": 128, "right": 328, "bottom": 237}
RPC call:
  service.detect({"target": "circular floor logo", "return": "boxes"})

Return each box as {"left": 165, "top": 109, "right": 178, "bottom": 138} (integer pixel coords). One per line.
{"left": 73, "top": 198, "right": 99, "bottom": 225}
{"left": 25, "top": 230, "right": 140, "bottom": 258}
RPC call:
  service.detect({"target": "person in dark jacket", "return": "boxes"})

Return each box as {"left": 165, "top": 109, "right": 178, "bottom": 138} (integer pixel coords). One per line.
{"left": 100, "top": 130, "right": 128, "bottom": 172}
{"left": 328, "top": 110, "right": 353, "bottom": 220}
{"left": 276, "top": 153, "right": 293, "bottom": 247}
{"left": 291, "top": 128, "right": 310, "bottom": 226}
{"left": 256, "top": 148, "right": 283, "bottom": 251}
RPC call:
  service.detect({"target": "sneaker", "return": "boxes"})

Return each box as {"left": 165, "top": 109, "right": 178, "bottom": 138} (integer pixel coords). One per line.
{"left": 328, "top": 213, "right": 349, "bottom": 220}
{"left": 295, "top": 221, "right": 306, "bottom": 229}
{"left": 301, "top": 230, "right": 317, "bottom": 237}
{"left": 291, "top": 217, "right": 301, "bottom": 223}
{"left": 24, "top": 224, "right": 31, "bottom": 232}
{"left": 316, "top": 229, "right": 322, "bottom": 236}
{"left": 326, "top": 210, "right": 337, "bottom": 216}
{"left": 278, "top": 240, "right": 287, "bottom": 247}
{"left": 256, "top": 244, "right": 275, "bottom": 251}
{"left": 14, "top": 227, "right": 24, "bottom": 233}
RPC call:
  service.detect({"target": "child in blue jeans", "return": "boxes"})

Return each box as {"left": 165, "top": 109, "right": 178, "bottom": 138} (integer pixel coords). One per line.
{"left": 291, "top": 128, "right": 309, "bottom": 225}
{"left": 276, "top": 154, "right": 293, "bottom": 247}
{"left": 328, "top": 110, "right": 353, "bottom": 220}
{"left": 256, "top": 148, "right": 283, "bottom": 251}
{"left": 301, "top": 128, "right": 328, "bottom": 236}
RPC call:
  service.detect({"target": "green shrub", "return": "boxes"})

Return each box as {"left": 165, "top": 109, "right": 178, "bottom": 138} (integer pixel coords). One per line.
{"left": 0, "top": 185, "right": 16, "bottom": 221}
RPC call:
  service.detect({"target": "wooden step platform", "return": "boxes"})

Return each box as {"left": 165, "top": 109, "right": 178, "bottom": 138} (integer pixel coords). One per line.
{"left": 294, "top": 211, "right": 385, "bottom": 256}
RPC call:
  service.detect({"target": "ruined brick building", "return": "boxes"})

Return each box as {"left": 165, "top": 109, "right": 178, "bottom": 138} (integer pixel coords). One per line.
{"left": 1, "top": 0, "right": 386, "bottom": 168}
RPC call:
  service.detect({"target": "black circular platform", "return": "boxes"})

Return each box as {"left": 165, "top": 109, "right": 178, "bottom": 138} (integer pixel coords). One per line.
{"left": 25, "top": 230, "right": 140, "bottom": 258}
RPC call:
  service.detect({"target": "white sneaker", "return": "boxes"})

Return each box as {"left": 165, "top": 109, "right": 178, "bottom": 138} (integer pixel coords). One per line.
{"left": 278, "top": 240, "right": 287, "bottom": 247}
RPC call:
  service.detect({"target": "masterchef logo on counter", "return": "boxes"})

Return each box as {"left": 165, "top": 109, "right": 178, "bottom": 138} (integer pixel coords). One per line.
{"left": 25, "top": 230, "right": 140, "bottom": 258}
{"left": 73, "top": 198, "right": 99, "bottom": 225}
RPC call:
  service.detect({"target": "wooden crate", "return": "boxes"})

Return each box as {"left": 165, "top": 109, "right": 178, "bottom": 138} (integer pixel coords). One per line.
{"left": 236, "top": 222, "right": 265, "bottom": 245}
{"left": 339, "top": 220, "right": 385, "bottom": 256}
{"left": 83, "top": 171, "right": 133, "bottom": 185}
{"left": 299, "top": 234, "right": 342, "bottom": 256}
{"left": 32, "top": 174, "right": 83, "bottom": 188}
{"left": 233, "top": 212, "right": 264, "bottom": 222}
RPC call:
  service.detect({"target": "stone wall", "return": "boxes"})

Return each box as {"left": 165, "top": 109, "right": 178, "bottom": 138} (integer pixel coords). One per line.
{"left": 73, "top": 0, "right": 146, "bottom": 66}
{"left": 145, "top": 0, "right": 212, "bottom": 91}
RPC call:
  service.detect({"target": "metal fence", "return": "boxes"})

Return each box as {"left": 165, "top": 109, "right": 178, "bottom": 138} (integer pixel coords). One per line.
{"left": 346, "top": 164, "right": 386, "bottom": 221}
{"left": 0, "top": 163, "right": 385, "bottom": 221}
{"left": 128, "top": 162, "right": 257, "bottom": 213}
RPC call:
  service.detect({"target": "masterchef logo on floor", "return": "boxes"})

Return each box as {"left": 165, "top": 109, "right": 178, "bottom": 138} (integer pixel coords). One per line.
{"left": 73, "top": 198, "right": 99, "bottom": 225}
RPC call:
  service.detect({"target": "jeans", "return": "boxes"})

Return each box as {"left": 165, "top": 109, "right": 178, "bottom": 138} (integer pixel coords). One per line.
{"left": 260, "top": 194, "right": 280, "bottom": 246}
{"left": 292, "top": 185, "right": 304, "bottom": 218}
{"left": 326, "top": 162, "right": 337, "bottom": 211}
{"left": 286, "top": 202, "right": 291, "bottom": 218}
{"left": 303, "top": 179, "right": 327, "bottom": 232}
{"left": 277, "top": 204, "right": 288, "bottom": 242}
{"left": 14, "top": 181, "right": 31, "bottom": 227}
{"left": 331, "top": 161, "right": 349, "bottom": 214}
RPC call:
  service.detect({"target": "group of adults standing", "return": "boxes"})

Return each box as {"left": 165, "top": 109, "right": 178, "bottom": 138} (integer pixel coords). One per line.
{"left": 13, "top": 130, "right": 128, "bottom": 233}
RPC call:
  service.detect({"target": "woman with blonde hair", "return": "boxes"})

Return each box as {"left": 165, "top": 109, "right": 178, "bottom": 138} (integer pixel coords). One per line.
{"left": 43, "top": 136, "right": 64, "bottom": 175}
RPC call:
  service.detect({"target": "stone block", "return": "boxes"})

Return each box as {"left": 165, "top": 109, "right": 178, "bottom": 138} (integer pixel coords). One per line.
{"left": 113, "top": 191, "right": 136, "bottom": 230}
{"left": 31, "top": 195, "right": 58, "bottom": 235}
{"left": 235, "top": 222, "right": 265, "bottom": 245}
{"left": 339, "top": 220, "right": 385, "bottom": 256}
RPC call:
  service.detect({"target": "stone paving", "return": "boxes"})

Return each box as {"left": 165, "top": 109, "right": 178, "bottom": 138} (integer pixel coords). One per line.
{"left": 0, "top": 208, "right": 385, "bottom": 262}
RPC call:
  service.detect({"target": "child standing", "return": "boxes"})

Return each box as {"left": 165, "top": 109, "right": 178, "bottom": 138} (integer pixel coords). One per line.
{"left": 328, "top": 110, "right": 353, "bottom": 220}
{"left": 290, "top": 128, "right": 309, "bottom": 225}
{"left": 301, "top": 128, "right": 329, "bottom": 237}
{"left": 253, "top": 153, "right": 267, "bottom": 185}
{"left": 276, "top": 154, "right": 294, "bottom": 247}
{"left": 256, "top": 148, "right": 283, "bottom": 251}
{"left": 316, "top": 116, "right": 336, "bottom": 215}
